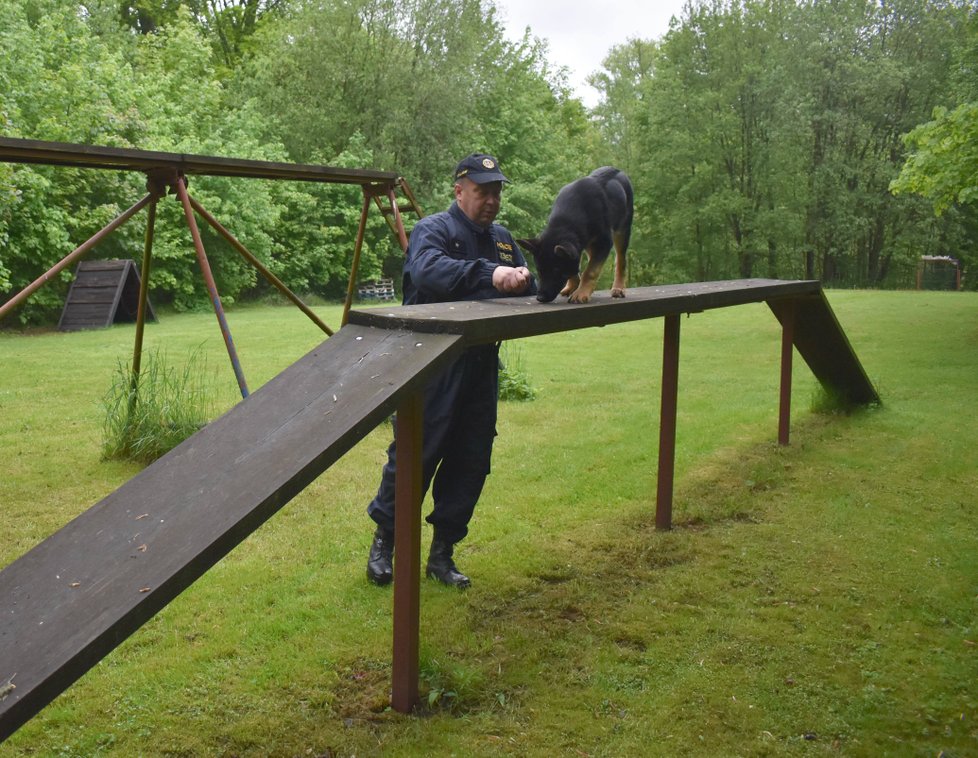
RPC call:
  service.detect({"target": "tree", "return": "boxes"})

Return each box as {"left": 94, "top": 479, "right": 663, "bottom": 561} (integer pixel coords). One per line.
{"left": 239, "top": 0, "right": 597, "bottom": 226}
{"left": 892, "top": 102, "right": 978, "bottom": 214}
{"left": 117, "top": 0, "right": 287, "bottom": 65}
{"left": 593, "top": 0, "right": 972, "bottom": 288}
{"left": 891, "top": 9, "right": 978, "bottom": 215}
{"left": 0, "top": 2, "right": 294, "bottom": 320}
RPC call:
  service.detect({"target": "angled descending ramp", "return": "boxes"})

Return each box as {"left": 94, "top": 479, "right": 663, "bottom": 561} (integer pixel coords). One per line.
{"left": 0, "top": 325, "right": 464, "bottom": 742}
{"left": 766, "top": 290, "right": 879, "bottom": 405}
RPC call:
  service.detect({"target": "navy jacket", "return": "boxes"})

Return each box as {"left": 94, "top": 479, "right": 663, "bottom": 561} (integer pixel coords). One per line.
{"left": 402, "top": 202, "right": 536, "bottom": 305}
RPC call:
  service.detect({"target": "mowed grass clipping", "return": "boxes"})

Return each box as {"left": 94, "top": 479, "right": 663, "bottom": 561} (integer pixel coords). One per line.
{"left": 0, "top": 290, "right": 975, "bottom": 757}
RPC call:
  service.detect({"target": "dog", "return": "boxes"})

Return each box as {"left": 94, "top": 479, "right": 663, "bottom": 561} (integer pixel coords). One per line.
{"left": 518, "top": 167, "right": 633, "bottom": 303}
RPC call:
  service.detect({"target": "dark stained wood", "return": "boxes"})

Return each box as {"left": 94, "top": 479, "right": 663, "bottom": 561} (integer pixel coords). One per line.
{"left": 0, "top": 136, "right": 399, "bottom": 186}
{"left": 391, "top": 391, "right": 424, "bottom": 712}
{"left": 767, "top": 291, "right": 880, "bottom": 405}
{"left": 0, "top": 325, "right": 464, "bottom": 741}
{"left": 348, "top": 279, "right": 823, "bottom": 342}
{"left": 349, "top": 279, "right": 879, "bottom": 406}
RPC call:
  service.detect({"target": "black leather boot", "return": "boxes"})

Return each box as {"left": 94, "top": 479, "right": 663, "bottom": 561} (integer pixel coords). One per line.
{"left": 425, "top": 537, "right": 471, "bottom": 589}
{"left": 366, "top": 525, "right": 394, "bottom": 585}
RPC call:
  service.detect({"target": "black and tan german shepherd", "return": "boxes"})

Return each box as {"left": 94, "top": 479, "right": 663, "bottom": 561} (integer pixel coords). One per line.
{"left": 518, "top": 167, "right": 633, "bottom": 303}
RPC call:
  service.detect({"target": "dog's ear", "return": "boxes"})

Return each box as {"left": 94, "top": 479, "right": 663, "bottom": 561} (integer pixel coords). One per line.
{"left": 554, "top": 244, "right": 578, "bottom": 260}
{"left": 516, "top": 238, "right": 538, "bottom": 253}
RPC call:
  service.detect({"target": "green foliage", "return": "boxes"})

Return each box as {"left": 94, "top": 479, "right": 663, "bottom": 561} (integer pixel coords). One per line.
{"left": 593, "top": 0, "right": 975, "bottom": 289}
{"left": 101, "top": 347, "right": 216, "bottom": 464}
{"left": 1, "top": 0, "right": 597, "bottom": 325}
{"left": 236, "top": 0, "right": 596, "bottom": 224}
{"left": 891, "top": 11, "right": 978, "bottom": 217}
{"left": 2, "top": 0, "right": 977, "bottom": 327}
{"left": 118, "top": 0, "right": 286, "bottom": 65}
{"left": 892, "top": 102, "right": 978, "bottom": 214}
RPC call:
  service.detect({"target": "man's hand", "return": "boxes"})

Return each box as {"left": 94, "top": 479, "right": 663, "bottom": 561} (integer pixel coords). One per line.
{"left": 492, "top": 265, "right": 532, "bottom": 294}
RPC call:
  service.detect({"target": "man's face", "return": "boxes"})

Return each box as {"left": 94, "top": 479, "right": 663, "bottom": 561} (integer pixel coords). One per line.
{"left": 455, "top": 178, "right": 502, "bottom": 227}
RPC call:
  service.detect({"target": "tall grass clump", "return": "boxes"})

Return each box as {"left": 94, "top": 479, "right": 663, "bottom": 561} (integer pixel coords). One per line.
{"left": 101, "top": 347, "right": 216, "bottom": 464}
{"left": 809, "top": 380, "right": 882, "bottom": 415}
{"left": 498, "top": 340, "right": 536, "bottom": 401}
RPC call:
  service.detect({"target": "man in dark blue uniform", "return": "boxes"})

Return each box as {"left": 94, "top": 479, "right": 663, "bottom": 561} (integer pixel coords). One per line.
{"left": 366, "top": 153, "right": 536, "bottom": 589}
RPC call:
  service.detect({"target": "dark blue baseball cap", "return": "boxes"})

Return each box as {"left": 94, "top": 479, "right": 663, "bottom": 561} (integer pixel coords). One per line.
{"left": 454, "top": 153, "right": 509, "bottom": 184}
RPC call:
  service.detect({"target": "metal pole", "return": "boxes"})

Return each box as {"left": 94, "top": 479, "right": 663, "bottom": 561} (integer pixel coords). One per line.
{"left": 0, "top": 193, "right": 153, "bottom": 323}
{"left": 341, "top": 192, "right": 373, "bottom": 328}
{"left": 778, "top": 300, "right": 795, "bottom": 446}
{"left": 173, "top": 176, "right": 250, "bottom": 399}
{"left": 656, "top": 315, "right": 681, "bottom": 531}
{"left": 188, "top": 195, "right": 333, "bottom": 337}
{"left": 391, "top": 389, "right": 423, "bottom": 714}
{"left": 131, "top": 196, "right": 158, "bottom": 386}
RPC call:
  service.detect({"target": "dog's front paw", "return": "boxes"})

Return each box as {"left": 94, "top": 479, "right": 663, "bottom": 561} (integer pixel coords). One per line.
{"left": 568, "top": 290, "right": 591, "bottom": 304}
{"left": 611, "top": 288, "right": 626, "bottom": 298}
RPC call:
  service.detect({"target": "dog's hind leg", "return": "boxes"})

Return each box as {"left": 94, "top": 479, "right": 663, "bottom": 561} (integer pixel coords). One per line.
{"left": 611, "top": 230, "right": 628, "bottom": 298}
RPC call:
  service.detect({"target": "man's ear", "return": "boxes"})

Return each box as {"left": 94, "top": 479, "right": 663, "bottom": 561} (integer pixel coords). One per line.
{"left": 516, "top": 238, "right": 538, "bottom": 253}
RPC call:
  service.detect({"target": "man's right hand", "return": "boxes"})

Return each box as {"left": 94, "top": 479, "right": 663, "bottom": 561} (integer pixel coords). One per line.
{"left": 492, "top": 265, "right": 532, "bottom": 294}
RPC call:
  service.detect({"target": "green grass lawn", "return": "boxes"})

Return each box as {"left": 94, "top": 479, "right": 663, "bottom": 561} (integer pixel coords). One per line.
{"left": 1, "top": 290, "right": 976, "bottom": 757}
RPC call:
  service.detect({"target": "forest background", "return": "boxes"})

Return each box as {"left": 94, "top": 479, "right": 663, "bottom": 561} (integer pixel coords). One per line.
{"left": 0, "top": 0, "right": 975, "bottom": 325}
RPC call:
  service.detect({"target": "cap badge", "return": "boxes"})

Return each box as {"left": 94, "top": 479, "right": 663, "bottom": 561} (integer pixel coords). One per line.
{"left": 482, "top": 158, "right": 495, "bottom": 169}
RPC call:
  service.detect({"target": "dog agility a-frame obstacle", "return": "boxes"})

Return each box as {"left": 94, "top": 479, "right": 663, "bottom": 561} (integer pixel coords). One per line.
{"left": 0, "top": 274, "right": 878, "bottom": 741}
{"left": 1, "top": 136, "right": 879, "bottom": 742}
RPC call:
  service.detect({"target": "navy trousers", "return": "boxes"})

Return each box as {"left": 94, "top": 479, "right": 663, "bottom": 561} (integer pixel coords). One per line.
{"left": 367, "top": 344, "right": 499, "bottom": 545}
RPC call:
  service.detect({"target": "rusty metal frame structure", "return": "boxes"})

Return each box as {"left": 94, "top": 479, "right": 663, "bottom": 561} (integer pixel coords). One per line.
{"left": 0, "top": 137, "right": 423, "bottom": 397}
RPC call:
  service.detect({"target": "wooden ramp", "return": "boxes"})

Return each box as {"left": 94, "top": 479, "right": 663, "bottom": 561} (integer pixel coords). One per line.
{"left": 0, "top": 325, "right": 464, "bottom": 741}
{"left": 0, "top": 279, "right": 878, "bottom": 740}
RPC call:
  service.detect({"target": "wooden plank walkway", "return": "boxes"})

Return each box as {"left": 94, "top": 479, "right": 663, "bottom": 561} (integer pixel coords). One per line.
{"left": 349, "top": 279, "right": 879, "bottom": 405}
{"left": 0, "top": 325, "right": 464, "bottom": 741}
{"left": 0, "top": 278, "right": 878, "bottom": 740}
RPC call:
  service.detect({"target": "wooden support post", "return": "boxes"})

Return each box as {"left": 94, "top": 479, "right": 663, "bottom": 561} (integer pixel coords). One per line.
{"left": 391, "top": 390, "right": 423, "bottom": 713}
{"left": 656, "top": 314, "right": 681, "bottom": 530}
{"left": 387, "top": 186, "right": 409, "bottom": 252}
{"left": 778, "top": 300, "right": 795, "bottom": 446}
